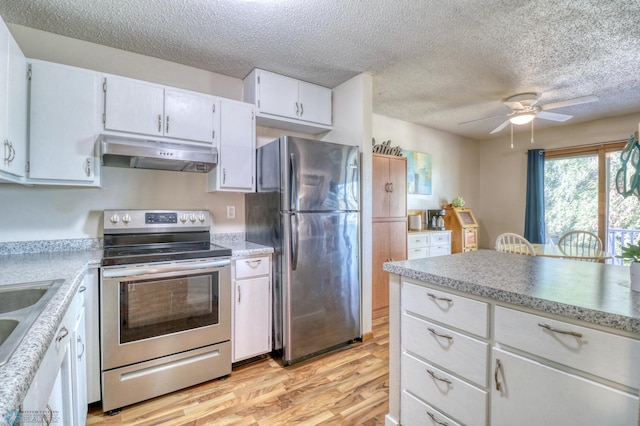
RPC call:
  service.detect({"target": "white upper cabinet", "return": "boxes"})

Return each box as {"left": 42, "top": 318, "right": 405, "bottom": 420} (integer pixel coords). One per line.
{"left": 103, "top": 75, "right": 217, "bottom": 144}
{"left": 243, "top": 68, "right": 332, "bottom": 134}
{"left": 0, "top": 18, "right": 27, "bottom": 182}
{"left": 208, "top": 98, "right": 255, "bottom": 192}
{"left": 27, "top": 60, "right": 101, "bottom": 186}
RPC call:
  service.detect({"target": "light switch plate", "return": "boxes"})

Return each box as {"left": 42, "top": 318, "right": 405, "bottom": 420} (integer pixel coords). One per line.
{"left": 226, "top": 205, "right": 236, "bottom": 219}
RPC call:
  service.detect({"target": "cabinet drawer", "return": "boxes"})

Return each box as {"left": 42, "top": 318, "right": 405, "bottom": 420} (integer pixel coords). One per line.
{"left": 401, "top": 389, "right": 462, "bottom": 426}
{"left": 402, "top": 352, "right": 487, "bottom": 426}
{"left": 402, "top": 313, "right": 488, "bottom": 387}
{"left": 235, "top": 256, "right": 270, "bottom": 279}
{"left": 429, "top": 245, "right": 450, "bottom": 257}
{"left": 402, "top": 281, "right": 488, "bottom": 337}
{"left": 407, "top": 234, "right": 428, "bottom": 249}
{"left": 429, "top": 232, "right": 450, "bottom": 246}
{"left": 494, "top": 306, "right": 640, "bottom": 389}
{"left": 407, "top": 248, "right": 427, "bottom": 260}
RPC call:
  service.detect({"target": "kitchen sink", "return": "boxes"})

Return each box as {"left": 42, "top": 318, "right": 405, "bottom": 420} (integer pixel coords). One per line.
{"left": 0, "top": 279, "right": 64, "bottom": 366}
{"left": 0, "top": 287, "right": 49, "bottom": 314}
{"left": 0, "top": 319, "right": 19, "bottom": 346}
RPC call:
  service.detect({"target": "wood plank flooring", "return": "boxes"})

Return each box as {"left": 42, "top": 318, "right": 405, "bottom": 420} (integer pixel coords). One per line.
{"left": 87, "top": 314, "right": 389, "bottom": 425}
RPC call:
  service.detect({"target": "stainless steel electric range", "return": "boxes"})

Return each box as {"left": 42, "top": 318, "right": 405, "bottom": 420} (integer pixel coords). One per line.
{"left": 100, "top": 209, "right": 232, "bottom": 413}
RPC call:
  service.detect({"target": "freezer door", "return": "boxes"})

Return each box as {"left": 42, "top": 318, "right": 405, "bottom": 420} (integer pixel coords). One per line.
{"left": 280, "top": 211, "right": 360, "bottom": 364}
{"left": 286, "top": 137, "right": 359, "bottom": 212}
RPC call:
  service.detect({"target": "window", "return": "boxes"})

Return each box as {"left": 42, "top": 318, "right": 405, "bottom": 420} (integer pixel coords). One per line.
{"left": 544, "top": 141, "right": 640, "bottom": 263}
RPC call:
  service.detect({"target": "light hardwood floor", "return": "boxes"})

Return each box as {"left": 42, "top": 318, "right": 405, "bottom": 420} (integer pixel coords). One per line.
{"left": 87, "top": 312, "right": 389, "bottom": 425}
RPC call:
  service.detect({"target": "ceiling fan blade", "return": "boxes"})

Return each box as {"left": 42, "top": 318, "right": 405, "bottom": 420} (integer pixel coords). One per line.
{"left": 458, "top": 113, "right": 507, "bottom": 125}
{"left": 490, "top": 120, "right": 510, "bottom": 134}
{"left": 536, "top": 110, "right": 573, "bottom": 122}
{"left": 541, "top": 95, "right": 598, "bottom": 111}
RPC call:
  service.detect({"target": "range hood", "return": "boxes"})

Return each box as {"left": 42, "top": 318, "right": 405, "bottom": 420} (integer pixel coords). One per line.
{"left": 100, "top": 135, "right": 217, "bottom": 173}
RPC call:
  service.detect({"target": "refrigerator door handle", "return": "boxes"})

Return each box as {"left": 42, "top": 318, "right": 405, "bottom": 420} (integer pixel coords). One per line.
{"left": 290, "top": 153, "right": 300, "bottom": 211}
{"left": 290, "top": 212, "right": 299, "bottom": 271}
{"left": 350, "top": 162, "right": 359, "bottom": 205}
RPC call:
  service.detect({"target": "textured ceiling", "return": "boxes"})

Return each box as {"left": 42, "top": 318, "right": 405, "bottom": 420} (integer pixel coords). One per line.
{"left": 2, "top": 0, "right": 640, "bottom": 140}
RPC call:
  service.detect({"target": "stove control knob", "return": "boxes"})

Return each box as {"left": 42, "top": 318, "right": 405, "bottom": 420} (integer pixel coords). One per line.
{"left": 110, "top": 214, "right": 120, "bottom": 224}
{"left": 198, "top": 214, "right": 206, "bottom": 223}
{"left": 122, "top": 214, "right": 131, "bottom": 224}
{"left": 179, "top": 214, "right": 188, "bottom": 223}
{"left": 189, "top": 214, "right": 196, "bottom": 222}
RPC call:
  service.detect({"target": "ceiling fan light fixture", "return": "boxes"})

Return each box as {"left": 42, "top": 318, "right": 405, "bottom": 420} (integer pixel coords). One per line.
{"left": 509, "top": 113, "right": 536, "bottom": 125}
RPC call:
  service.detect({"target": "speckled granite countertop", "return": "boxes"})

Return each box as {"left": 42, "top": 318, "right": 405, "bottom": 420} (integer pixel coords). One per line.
{"left": 0, "top": 236, "right": 273, "bottom": 418}
{"left": 384, "top": 250, "right": 640, "bottom": 334}
{"left": 0, "top": 249, "right": 102, "bottom": 420}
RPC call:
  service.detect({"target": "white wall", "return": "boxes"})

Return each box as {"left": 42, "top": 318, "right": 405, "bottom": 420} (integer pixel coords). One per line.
{"left": 477, "top": 113, "right": 640, "bottom": 249}
{"left": 372, "top": 114, "right": 480, "bottom": 212}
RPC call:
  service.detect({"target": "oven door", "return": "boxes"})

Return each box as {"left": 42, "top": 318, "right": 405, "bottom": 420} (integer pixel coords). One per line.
{"left": 100, "top": 257, "right": 231, "bottom": 370}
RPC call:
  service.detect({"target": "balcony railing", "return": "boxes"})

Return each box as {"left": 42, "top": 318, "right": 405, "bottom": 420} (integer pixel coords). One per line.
{"left": 607, "top": 228, "right": 640, "bottom": 265}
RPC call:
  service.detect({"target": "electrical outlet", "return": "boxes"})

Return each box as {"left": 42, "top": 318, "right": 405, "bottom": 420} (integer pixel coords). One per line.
{"left": 226, "top": 205, "right": 236, "bottom": 219}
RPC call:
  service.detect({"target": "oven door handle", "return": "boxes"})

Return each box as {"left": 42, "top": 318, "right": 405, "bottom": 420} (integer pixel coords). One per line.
{"left": 102, "top": 259, "right": 231, "bottom": 278}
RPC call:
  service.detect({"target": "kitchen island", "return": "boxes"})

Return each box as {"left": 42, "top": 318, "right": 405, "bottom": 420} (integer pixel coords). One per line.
{"left": 384, "top": 250, "right": 640, "bottom": 426}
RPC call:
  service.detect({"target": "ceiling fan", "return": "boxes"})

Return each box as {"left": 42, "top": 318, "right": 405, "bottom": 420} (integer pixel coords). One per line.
{"left": 461, "top": 92, "right": 599, "bottom": 134}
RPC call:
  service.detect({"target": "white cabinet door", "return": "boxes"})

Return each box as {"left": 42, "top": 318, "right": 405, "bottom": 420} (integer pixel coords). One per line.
{"left": 164, "top": 88, "right": 217, "bottom": 144}
{"left": 257, "top": 69, "right": 299, "bottom": 119}
{"left": 211, "top": 98, "right": 255, "bottom": 192}
{"left": 491, "top": 348, "right": 638, "bottom": 426}
{"left": 0, "top": 19, "right": 27, "bottom": 180}
{"left": 298, "top": 80, "right": 331, "bottom": 125}
{"left": 104, "top": 76, "right": 164, "bottom": 136}
{"left": 84, "top": 268, "right": 101, "bottom": 404}
{"left": 233, "top": 276, "right": 271, "bottom": 362}
{"left": 28, "top": 60, "right": 100, "bottom": 183}
{"left": 71, "top": 307, "right": 88, "bottom": 426}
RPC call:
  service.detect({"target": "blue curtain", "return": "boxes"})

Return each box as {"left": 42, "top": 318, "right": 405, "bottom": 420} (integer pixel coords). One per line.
{"left": 524, "top": 149, "right": 546, "bottom": 243}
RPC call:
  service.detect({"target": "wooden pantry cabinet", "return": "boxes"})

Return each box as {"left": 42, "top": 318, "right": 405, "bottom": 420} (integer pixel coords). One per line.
{"left": 372, "top": 153, "right": 407, "bottom": 310}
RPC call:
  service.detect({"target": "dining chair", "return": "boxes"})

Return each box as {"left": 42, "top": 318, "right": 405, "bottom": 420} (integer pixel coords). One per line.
{"left": 557, "top": 230, "right": 603, "bottom": 262}
{"left": 495, "top": 233, "right": 537, "bottom": 256}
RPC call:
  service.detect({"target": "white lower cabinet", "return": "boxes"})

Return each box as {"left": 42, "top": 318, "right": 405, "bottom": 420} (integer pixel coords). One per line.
{"left": 84, "top": 267, "right": 101, "bottom": 404}
{"left": 407, "top": 231, "right": 451, "bottom": 260}
{"left": 401, "top": 281, "right": 488, "bottom": 425}
{"left": 232, "top": 255, "right": 271, "bottom": 362}
{"left": 399, "top": 279, "right": 640, "bottom": 425}
{"left": 491, "top": 348, "right": 638, "bottom": 426}
{"left": 22, "top": 284, "right": 86, "bottom": 426}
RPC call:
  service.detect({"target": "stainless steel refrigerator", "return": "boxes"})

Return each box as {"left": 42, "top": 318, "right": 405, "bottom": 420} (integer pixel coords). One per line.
{"left": 245, "top": 135, "right": 360, "bottom": 365}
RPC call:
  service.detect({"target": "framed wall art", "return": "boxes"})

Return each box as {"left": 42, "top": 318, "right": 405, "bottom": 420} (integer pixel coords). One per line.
{"left": 402, "top": 150, "right": 432, "bottom": 195}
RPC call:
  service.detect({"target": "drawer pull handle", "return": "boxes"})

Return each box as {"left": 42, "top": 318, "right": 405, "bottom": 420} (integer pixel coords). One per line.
{"left": 56, "top": 326, "right": 69, "bottom": 342}
{"left": 427, "top": 293, "right": 452, "bottom": 303}
{"left": 426, "top": 411, "right": 449, "bottom": 425}
{"left": 246, "top": 259, "right": 262, "bottom": 265}
{"left": 494, "top": 358, "right": 503, "bottom": 391}
{"left": 427, "top": 327, "right": 453, "bottom": 341}
{"left": 427, "top": 369, "right": 452, "bottom": 385}
{"left": 538, "top": 323, "right": 583, "bottom": 338}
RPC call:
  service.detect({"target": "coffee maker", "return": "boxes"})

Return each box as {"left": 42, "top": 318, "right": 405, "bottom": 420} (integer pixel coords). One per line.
{"left": 428, "top": 209, "right": 446, "bottom": 230}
